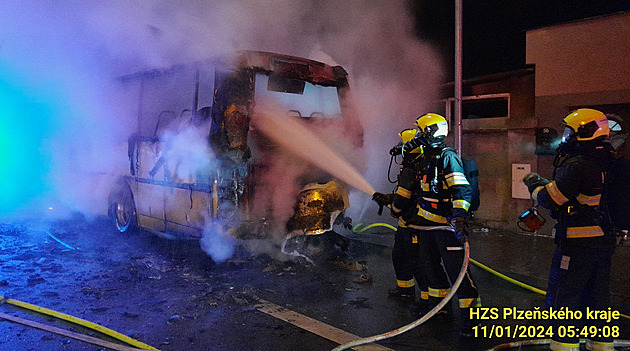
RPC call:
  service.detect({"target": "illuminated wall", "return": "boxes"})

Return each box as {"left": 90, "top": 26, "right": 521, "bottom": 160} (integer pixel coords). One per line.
{"left": 0, "top": 68, "right": 62, "bottom": 215}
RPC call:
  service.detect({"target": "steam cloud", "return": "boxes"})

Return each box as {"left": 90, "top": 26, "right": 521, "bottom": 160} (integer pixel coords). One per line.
{"left": 0, "top": 1, "right": 446, "bottom": 257}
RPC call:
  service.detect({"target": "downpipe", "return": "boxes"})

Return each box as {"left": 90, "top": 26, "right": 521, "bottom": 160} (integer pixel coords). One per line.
{"left": 332, "top": 241, "right": 471, "bottom": 351}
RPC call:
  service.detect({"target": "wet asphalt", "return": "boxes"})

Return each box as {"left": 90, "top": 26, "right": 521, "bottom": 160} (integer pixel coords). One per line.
{"left": 0, "top": 215, "right": 628, "bottom": 351}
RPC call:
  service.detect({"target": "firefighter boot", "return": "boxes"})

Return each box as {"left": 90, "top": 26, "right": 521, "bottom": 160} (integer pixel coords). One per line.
{"left": 409, "top": 298, "right": 430, "bottom": 316}
{"left": 388, "top": 286, "right": 415, "bottom": 299}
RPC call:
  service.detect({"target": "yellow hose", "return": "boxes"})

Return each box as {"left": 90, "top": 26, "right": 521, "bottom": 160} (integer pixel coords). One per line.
{"left": 0, "top": 295, "right": 159, "bottom": 350}
{"left": 469, "top": 259, "right": 547, "bottom": 296}
{"left": 352, "top": 222, "right": 397, "bottom": 233}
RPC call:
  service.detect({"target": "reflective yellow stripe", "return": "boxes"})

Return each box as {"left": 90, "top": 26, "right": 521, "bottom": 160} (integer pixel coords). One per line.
{"left": 391, "top": 204, "right": 403, "bottom": 215}
{"left": 550, "top": 340, "right": 579, "bottom": 351}
{"left": 585, "top": 340, "right": 615, "bottom": 351}
{"left": 397, "top": 279, "right": 415, "bottom": 288}
{"left": 576, "top": 193, "right": 601, "bottom": 206}
{"left": 420, "top": 291, "right": 429, "bottom": 300}
{"left": 396, "top": 187, "right": 411, "bottom": 199}
{"left": 445, "top": 172, "right": 470, "bottom": 187}
{"left": 411, "top": 235, "right": 418, "bottom": 244}
{"left": 453, "top": 200, "right": 470, "bottom": 211}
{"left": 417, "top": 206, "right": 448, "bottom": 224}
{"left": 421, "top": 183, "right": 430, "bottom": 191}
{"left": 397, "top": 219, "right": 407, "bottom": 227}
{"left": 459, "top": 297, "right": 482, "bottom": 308}
{"left": 428, "top": 287, "right": 449, "bottom": 297}
{"left": 546, "top": 181, "right": 569, "bottom": 206}
{"left": 566, "top": 226, "right": 604, "bottom": 238}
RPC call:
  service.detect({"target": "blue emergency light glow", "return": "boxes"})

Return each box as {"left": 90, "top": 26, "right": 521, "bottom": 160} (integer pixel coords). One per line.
{"left": 0, "top": 69, "right": 59, "bottom": 215}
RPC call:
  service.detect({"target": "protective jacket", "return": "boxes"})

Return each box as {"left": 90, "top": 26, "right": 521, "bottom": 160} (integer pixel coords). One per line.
{"left": 394, "top": 144, "right": 472, "bottom": 230}
{"left": 533, "top": 145, "right": 616, "bottom": 248}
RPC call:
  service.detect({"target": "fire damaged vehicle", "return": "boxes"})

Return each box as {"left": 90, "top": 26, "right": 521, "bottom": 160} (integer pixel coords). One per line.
{"left": 108, "top": 51, "right": 364, "bottom": 260}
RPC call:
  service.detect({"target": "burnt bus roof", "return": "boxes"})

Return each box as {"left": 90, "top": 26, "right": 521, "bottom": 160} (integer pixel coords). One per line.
{"left": 118, "top": 50, "right": 348, "bottom": 87}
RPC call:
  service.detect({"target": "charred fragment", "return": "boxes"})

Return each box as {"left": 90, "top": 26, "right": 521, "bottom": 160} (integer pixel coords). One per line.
{"left": 286, "top": 180, "right": 349, "bottom": 236}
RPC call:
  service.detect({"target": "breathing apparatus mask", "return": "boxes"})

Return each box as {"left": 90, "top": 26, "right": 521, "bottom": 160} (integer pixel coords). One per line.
{"left": 389, "top": 129, "right": 423, "bottom": 156}
{"left": 388, "top": 128, "right": 423, "bottom": 183}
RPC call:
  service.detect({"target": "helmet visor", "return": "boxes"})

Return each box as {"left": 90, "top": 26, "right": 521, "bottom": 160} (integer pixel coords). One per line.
{"left": 561, "top": 126, "right": 575, "bottom": 143}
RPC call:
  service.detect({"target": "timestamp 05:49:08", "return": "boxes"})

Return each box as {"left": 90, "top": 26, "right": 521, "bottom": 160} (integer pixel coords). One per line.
{"left": 472, "top": 325, "right": 620, "bottom": 339}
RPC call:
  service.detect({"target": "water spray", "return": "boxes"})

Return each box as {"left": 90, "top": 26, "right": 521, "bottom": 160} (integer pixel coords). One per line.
{"left": 252, "top": 112, "right": 375, "bottom": 196}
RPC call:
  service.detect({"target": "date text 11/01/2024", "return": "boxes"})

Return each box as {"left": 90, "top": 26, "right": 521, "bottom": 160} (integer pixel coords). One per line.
{"left": 472, "top": 325, "right": 620, "bottom": 339}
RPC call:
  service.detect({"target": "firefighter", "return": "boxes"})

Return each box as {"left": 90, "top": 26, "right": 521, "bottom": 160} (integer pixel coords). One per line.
{"left": 375, "top": 114, "right": 480, "bottom": 337}
{"left": 523, "top": 108, "right": 616, "bottom": 351}
{"left": 410, "top": 113, "right": 480, "bottom": 336}
{"left": 373, "top": 129, "right": 429, "bottom": 308}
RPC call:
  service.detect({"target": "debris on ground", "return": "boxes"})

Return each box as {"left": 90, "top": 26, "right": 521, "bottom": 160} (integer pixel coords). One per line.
{"left": 333, "top": 260, "right": 368, "bottom": 271}
{"left": 352, "top": 274, "right": 373, "bottom": 284}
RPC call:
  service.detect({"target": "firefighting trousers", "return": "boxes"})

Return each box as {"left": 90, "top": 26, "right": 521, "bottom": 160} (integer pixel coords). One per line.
{"left": 392, "top": 226, "right": 427, "bottom": 298}
{"left": 546, "top": 244, "right": 616, "bottom": 350}
{"left": 417, "top": 229, "right": 480, "bottom": 319}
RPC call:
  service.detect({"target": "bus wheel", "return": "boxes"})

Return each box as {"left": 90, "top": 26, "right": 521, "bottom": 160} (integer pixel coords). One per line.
{"left": 111, "top": 184, "right": 137, "bottom": 233}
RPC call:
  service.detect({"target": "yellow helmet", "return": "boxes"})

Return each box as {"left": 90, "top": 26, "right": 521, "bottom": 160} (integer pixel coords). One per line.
{"left": 415, "top": 113, "right": 449, "bottom": 138}
{"left": 563, "top": 108, "right": 609, "bottom": 142}
{"left": 399, "top": 128, "right": 417, "bottom": 143}
{"left": 398, "top": 128, "right": 422, "bottom": 154}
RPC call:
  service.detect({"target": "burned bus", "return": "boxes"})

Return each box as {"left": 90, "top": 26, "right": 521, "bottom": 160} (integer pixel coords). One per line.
{"left": 107, "top": 51, "right": 364, "bottom": 254}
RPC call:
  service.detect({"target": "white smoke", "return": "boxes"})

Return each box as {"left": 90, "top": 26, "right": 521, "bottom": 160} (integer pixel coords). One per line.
{"left": 200, "top": 221, "right": 236, "bottom": 263}
{"left": 0, "top": 1, "right": 446, "bottom": 254}
{"left": 159, "top": 122, "right": 215, "bottom": 182}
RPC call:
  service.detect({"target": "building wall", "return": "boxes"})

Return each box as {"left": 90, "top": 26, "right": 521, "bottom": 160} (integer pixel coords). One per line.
{"left": 526, "top": 12, "right": 630, "bottom": 97}
{"left": 441, "top": 71, "right": 536, "bottom": 230}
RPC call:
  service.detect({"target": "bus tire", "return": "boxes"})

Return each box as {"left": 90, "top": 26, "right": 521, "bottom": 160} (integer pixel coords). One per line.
{"left": 110, "top": 183, "right": 137, "bottom": 233}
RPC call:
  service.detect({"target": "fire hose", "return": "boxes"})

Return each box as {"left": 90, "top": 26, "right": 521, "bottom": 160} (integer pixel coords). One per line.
{"left": 332, "top": 241, "right": 471, "bottom": 351}
{"left": 0, "top": 295, "right": 159, "bottom": 350}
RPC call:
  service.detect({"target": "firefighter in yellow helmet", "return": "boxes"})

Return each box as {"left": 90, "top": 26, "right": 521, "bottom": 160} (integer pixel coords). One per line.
{"left": 374, "top": 113, "right": 480, "bottom": 336}
{"left": 412, "top": 113, "right": 480, "bottom": 336}
{"left": 523, "top": 109, "right": 616, "bottom": 351}
{"left": 373, "top": 129, "right": 433, "bottom": 311}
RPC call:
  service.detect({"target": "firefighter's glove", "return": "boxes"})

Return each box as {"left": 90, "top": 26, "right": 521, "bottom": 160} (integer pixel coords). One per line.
{"left": 522, "top": 172, "right": 550, "bottom": 194}
{"left": 372, "top": 192, "right": 394, "bottom": 207}
{"left": 372, "top": 192, "right": 394, "bottom": 216}
{"left": 451, "top": 217, "right": 468, "bottom": 245}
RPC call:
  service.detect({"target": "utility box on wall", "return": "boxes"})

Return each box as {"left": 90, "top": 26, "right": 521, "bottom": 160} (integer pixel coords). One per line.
{"left": 512, "top": 164, "right": 531, "bottom": 199}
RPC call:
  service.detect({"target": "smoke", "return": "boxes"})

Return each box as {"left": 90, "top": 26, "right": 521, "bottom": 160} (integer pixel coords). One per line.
{"left": 159, "top": 121, "right": 215, "bottom": 182}
{"left": 200, "top": 221, "right": 236, "bottom": 263}
{"left": 0, "top": 1, "right": 445, "bottom": 249}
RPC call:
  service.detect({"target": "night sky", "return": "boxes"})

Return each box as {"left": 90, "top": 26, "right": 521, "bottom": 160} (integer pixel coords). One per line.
{"left": 413, "top": 0, "right": 630, "bottom": 80}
